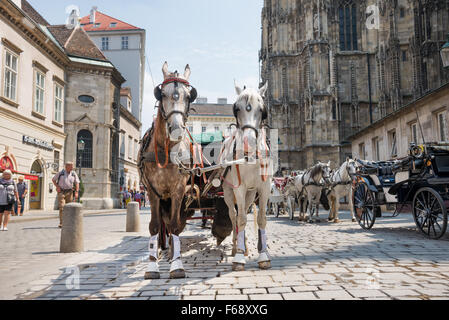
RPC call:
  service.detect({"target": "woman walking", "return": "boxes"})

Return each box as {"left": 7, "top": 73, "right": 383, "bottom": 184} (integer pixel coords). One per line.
{"left": 0, "top": 170, "right": 19, "bottom": 231}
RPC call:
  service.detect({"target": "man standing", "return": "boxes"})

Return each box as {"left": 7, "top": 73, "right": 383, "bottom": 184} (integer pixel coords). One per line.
{"left": 14, "top": 176, "right": 28, "bottom": 216}
{"left": 52, "top": 162, "right": 80, "bottom": 228}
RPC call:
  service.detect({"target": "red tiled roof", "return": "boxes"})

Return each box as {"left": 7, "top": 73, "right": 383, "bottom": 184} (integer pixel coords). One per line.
{"left": 80, "top": 11, "right": 141, "bottom": 32}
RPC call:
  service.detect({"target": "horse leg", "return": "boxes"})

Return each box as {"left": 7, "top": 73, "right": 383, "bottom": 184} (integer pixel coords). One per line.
{"left": 232, "top": 190, "right": 247, "bottom": 271}
{"left": 334, "top": 190, "right": 341, "bottom": 223}
{"left": 223, "top": 187, "right": 237, "bottom": 256}
{"left": 167, "top": 193, "right": 185, "bottom": 279}
{"left": 145, "top": 194, "right": 161, "bottom": 280}
{"left": 349, "top": 185, "right": 356, "bottom": 222}
{"left": 307, "top": 190, "right": 314, "bottom": 223}
{"left": 328, "top": 192, "right": 335, "bottom": 221}
{"left": 256, "top": 188, "right": 271, "bottom": 270}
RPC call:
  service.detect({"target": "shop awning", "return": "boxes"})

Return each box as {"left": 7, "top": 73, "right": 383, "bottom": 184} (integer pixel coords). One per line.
{"left": 189, "top": 132, "right": 224, "bottom": 145}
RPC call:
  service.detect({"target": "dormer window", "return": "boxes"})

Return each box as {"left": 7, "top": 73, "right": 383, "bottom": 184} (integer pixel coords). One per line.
{"left": 93, "top": 23, "right": 101, "bottom": 28}
{"left": 110, "top": 22, "right": 117, "bottom": 28}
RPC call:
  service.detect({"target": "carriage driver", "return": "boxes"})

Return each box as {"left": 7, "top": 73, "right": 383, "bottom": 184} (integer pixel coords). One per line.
{"left": 52, "top": 162, "right": 80, "bottom": 228}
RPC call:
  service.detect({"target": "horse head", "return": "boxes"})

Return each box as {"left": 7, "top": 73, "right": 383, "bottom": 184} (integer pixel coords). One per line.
{"left": 345, "top": 158, "right": 358, "bottom": 177}
{"left": 154, "top": 62, "right": 197, "bottom": 142}
{"left": 311, "top": 161, "right": 332, "bottom": 184}
{"left": 233, "top": 82, "right": 268, "bottom": 153}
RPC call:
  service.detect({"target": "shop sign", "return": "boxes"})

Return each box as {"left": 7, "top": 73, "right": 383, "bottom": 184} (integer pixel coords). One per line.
{"left": 0, "top": 156, "right": 14, "bottom": 171}
{"left": 23, "top": 136, "right": 54, "bottom": 151}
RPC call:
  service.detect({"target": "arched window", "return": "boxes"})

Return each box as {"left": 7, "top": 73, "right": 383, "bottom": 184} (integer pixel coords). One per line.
{"left": 338, "top": 1, "right": 358, "bottom": 51}
{"left": 77, "top": 130, "right": 93, "bottom": 168}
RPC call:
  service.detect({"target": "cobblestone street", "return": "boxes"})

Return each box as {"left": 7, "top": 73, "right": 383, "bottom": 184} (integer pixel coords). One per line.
{"left": 2, "top": 209, "right": 449, "bottom": 300}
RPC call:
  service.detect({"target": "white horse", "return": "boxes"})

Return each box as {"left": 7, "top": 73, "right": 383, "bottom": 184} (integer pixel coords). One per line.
{"left": 327, "top": 159, "right": 358, "bottom": 223}
{"left": 222, "top": 82, "right": 273, "bottom": 271}
{"left": 293, "top": 162, "right": 332, "bottom": 223}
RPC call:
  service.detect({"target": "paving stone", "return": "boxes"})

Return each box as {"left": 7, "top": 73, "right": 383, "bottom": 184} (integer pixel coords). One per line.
{"left": 242, "top": 288, "right": 267, "bottom": 295}
{"left": 249, "top": 294, "right": 283, "bottom": 300}
{"left": 282, "top": 292, "right": 317, "bottom": 300}
{"left": 347, "top": 290, "right": 388, "bottom": 298}
{"left": 315, "top": 290, "right": 353, "bottom": 300}
{"left": 217, "top": 289, "right": 241, "bottom": 295}
{"left": 267, "top": 287, "right": 293, "bottom": 294}
{"left": 216, "top": 295, "right": 249, "bottom": 300}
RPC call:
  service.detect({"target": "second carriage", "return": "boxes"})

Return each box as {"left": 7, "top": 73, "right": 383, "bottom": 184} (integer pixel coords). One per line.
{"left": 353, "top": 143, "right": 449, "bottom": 239}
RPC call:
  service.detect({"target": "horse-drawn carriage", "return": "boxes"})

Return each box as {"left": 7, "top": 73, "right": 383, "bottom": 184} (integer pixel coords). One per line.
{"left": 353, "top": 143, "right": 449, "bottom": 239}
{"left": 269, "top": 177, "right": 294, "bottom": 219}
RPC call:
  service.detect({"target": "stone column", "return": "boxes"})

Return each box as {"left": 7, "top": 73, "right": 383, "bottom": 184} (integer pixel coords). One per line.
{"left": 126, "top": 202, "right": 140, "bottom": 232}
{"left": 60, "top": 203, "right": 84, "bottom": 253}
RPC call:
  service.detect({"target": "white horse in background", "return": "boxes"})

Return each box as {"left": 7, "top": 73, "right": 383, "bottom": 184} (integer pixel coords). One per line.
{"left": 327, "top": 159, "right": 358, "bottom": 223}
{"left": 222, "top": 82, "right": 273, "bottom": 271}
{"left": 293, "top": 162, "right": 332, "bottom": 223}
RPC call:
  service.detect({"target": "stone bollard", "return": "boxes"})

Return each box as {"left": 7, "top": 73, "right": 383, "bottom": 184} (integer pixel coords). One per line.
{"left": 126, "top": 202, "right": 140, "bottom": 232}
{"left": 60, "top": 203, "right": 84, "bottom": 253}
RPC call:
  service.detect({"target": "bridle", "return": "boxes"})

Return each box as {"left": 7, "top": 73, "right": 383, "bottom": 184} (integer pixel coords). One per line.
{"left": 233, "top": 101, "right": 268, "bottom": 139}
{"left": 154, "top": 77, "right": 197, "bottom": 121}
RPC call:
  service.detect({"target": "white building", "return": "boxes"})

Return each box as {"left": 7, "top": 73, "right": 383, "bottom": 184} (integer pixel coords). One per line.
{"left": 81, "top": 8, "right": 146, "bottom": 122}
{"left": 0, "top": 0, "right": 68, "bottom": 211}
{"left": 186, "top": 98, "right": 235, "bottom": 140}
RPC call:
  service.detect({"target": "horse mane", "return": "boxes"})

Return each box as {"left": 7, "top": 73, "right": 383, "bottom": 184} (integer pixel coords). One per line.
{"left": 309, "top": 163, "right": 322, "bottom": 178}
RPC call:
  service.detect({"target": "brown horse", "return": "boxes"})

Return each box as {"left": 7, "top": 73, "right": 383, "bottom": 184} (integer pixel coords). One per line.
{"left": 139, "top": 62, "right": 197, "bottom": 279}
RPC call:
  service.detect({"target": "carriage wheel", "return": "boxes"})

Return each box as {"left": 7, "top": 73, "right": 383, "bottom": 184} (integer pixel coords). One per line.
{"left": 353, "top": 182, "right": 376, "bottom": 230}
{"left": 413, "top": 187, "right": 448, "bottom": 239}
{"left": 287, "top": 197, "right": 294, "bottom": 220}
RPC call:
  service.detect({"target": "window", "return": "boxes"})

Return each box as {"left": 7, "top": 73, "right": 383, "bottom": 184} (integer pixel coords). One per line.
{"left": 34, "top": 71, "right": 45, "bottom": 114}
{"left": 438, "top": 112, "right": 448, "bottom": 142}
{"left": 202, "top": 126, "right": 206, "bottom": 133}
{"left": 188, "top": 126, "right": 193, "bottom": 133}
{"left": 214, "top": 126, "right": 220, "bottom": 132}
{"left": 78, "top": 95, "right": 95, "bottom": 104}
{"left": 127, "top": 100, "right": 131, "bottom": 111}
{"left": 110, "top": 22, "right": 117, "bottom": 28}
{"left": 93, "top": 23, "right": 101, "bottom": 28}
{"left": 389, "top": 130, "right": 398, "bottom": 158}
{"left": 372, "top": 137, "right": 380, "bottom": 161}
{"left": 331, "top": 101, "right": 337, "bottom": 120}
{"left": 121, "top": 36, "right": 129, "bottom": 50}
{"left": 402, "top": 50, "right": 408, "bottom": 62}
{"left": 400, "top": 7, "right": 405, "bottom": 18}
{"left": 54, "top": 150, "right": 60, "bottom": 172}
{"left": 359, "top": 143, "right": 366, "bottom": 159}
{"left": 339, "top": 1, "right": 358, "bottom": 51}
{"left": 101, "top": 37, "right": 109, "bottom": 51}
{"left": 134, "top": 139, "right": 138, "bottom": 161}
{"left": 410, "top": 122, "right": 418, "bottom": 144}
{"left": 128, "top": 136, "right": 133, "bottom": 160}
{"left": 77, "top": 130, "right": 93, "bottom": 168}
{"left": 54, "top": 84, "right": 63, "bottom": 123}
{"left": 4, "top": 50, "right": 18, "bottom": 101}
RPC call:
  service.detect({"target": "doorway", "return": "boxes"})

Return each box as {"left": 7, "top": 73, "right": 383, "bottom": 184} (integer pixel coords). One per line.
{"left": 29, "top": 160, "right": 43, "bottom": 210}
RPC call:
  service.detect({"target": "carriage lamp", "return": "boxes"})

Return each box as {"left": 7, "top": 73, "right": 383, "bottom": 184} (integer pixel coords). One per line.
{"left": 442, "top": 33, "right": 449, "bottom": 69}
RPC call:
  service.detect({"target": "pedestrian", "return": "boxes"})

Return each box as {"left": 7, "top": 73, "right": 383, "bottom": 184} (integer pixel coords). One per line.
{"left": 124, "top": 189, "right": 131, "bottom": 207}
{"left": 140, "top": 191, "right": 146, "bottom": 207}
{"left": 0, "top": 170, "right": 19, "bottom": 231}
{"left": 52, "top": 162, "right": 80, "bottom": 228}
{"left": 14, "top": 176, "right": 28, "bottom": 216}
{"left": 134, "top": 191, "right": 142, "bottom": 209}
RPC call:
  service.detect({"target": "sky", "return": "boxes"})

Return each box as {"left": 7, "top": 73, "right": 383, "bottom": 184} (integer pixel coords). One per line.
{"left": 28, "top": 0, "right": 263, "bottom": 134}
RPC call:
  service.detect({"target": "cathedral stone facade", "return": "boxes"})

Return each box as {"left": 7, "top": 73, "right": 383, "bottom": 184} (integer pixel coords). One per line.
{"left": 260, "top": 0, "right": 449, "bottom": 170}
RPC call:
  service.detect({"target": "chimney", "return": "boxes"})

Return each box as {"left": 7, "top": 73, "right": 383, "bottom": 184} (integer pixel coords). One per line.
{"left": 90, "top": 6, "right": 98, "bottom": 24}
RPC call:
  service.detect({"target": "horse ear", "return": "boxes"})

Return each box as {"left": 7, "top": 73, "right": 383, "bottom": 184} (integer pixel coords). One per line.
{"left": 328, "top": 161, "right": 331, "bottom": 166}
{"left": 162, "top": 62, "right": 169, "bottom": 79}
{"left": 259, "top": 82, "right": 268, "bottom": 98}
{"left": 235, "top": 80, "right": 243, "bottom": 96}
{"left": 184, "top": 64, "right": 191, "bottom": 80}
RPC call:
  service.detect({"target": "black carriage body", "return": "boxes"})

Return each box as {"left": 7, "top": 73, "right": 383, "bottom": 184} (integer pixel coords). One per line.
{"left": 354, "top": 143, "right": 449, "bottom": 238}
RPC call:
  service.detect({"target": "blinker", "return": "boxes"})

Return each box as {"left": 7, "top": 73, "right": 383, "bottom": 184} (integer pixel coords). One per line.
{"left": 246, "top": 105, "right": 252, "bottom": 112}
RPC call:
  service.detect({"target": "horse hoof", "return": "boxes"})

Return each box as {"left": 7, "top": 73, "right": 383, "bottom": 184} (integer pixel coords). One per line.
{"left": 144, "top": 272, "right": 160, "bottom": 280}
{"left": 352, "top": 218, "right": 356, "bottom": 222}
{"left": 232, "top": 263, "right": 245, "bottom": 271}
{"left": 258, "top": 261, "right": 271, "bottom": 270}
{"left": 334, "top": 219, "right": 340, "bottom": 223}
{"left": 170, "top": 269, "right": 186, "bottom": 279}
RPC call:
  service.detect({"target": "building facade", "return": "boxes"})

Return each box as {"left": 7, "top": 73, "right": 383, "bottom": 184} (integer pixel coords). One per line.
{"left": 48, "top": 24, "right": 125, "bottom": 209}
{"left": 260, "top": 0, "right": 449, "bottom": 170}
{"left": 0, "top": 0, "right": 68, "bottom": 211}
{"left": 187, "top": 98, "right": 235, "bottom": 139}
{"left": 81, "top": 7, "right": 146, "bottom": 122}
{"left": 119, "top": 88, "right": 142, "bottom": 193}
{"left": 350, "top": 82, "right": 449, "bottom": 161}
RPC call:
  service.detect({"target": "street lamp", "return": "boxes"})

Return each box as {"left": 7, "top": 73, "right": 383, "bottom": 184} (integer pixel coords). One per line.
{"left": 441, "top": 33, "right": 449, "bottom": 69}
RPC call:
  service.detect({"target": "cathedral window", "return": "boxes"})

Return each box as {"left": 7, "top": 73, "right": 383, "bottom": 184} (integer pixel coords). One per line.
{"left": 338, "top": 1, "right": 358, "bottom": 51}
